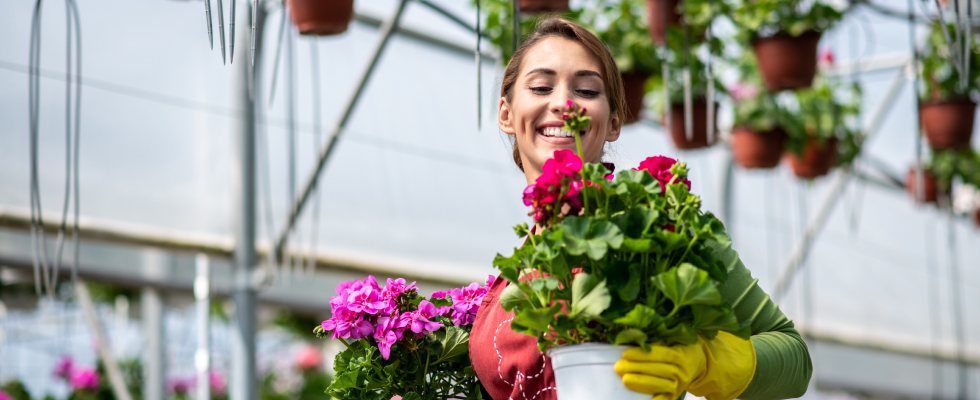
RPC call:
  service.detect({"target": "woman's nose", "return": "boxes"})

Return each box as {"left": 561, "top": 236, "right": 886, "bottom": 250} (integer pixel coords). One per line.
{"left": 549, "top": 86, "right": 574, "bottom": 115}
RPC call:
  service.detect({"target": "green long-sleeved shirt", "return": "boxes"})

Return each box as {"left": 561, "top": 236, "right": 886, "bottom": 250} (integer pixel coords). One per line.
{"left": 707, "top": 239, "right": 812, "bottom": 400}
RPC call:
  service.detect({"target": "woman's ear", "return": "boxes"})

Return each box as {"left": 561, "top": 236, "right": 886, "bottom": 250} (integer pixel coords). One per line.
{"left": 605, "top": 113, "right": 622, "bottom": 143}
{"left": 499, "top": 98, "right": 516, "bottom": 135}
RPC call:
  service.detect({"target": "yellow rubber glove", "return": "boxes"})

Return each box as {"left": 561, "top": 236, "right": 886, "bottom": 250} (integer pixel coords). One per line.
{"left": 614, "top": 331, "right": 757, "bottom": 400}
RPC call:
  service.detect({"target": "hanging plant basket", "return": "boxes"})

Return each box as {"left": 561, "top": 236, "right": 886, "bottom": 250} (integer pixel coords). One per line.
{"left": 666, "top": 101, "right": 717, "bottom": 150}
{"left": 287, "top": 0, "right": 354, "bottom": 36}
{"left": 622, "top": 71, "right": 650, "bottom": 124}
{"left": 731, "top": 127, "right": 786, "bottom": 169}
{"left": 521, "top": 0, "right": 569, "bottom": 13}
{"left": 973, "top": 209, "right": 980, "bottom": 227}
{"left": 753, "top": 31, "right": 822, "bottom": 91}
{"left": 920, "top": 98, "right": 977, "bottom": 150}
{"left": 785, "top": 138, "right": 838, "bottom": 179}
{"left": 905, "top": 167, "right": 943, "bottom": 204}
{"left": 646, "top": 0, "right": 680, "bottom": 44}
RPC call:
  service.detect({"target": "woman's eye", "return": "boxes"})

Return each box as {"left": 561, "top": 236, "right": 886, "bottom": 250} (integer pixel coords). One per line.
{"left": 577, "top": 89, "right": 600, "bottom": 98}
{"left": 530, "top": 86, "right": 552, "bottom": 93}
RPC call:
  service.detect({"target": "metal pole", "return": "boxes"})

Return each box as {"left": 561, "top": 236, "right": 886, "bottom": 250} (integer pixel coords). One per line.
{"left": 945, "top": 206, "right": 968, "bottom": 400}
{"left": 195, "top": 254, "right": 211, "bottom": 400}
{"left": 231, "top": 4, "right": 263, "bottom": 400}
{"left": 661, "top": 0, "right": 671, "bottom": 135}
{"left": 142, "top": 249, "right": 166, "bottom": 400}
{"left": 773, "top": 66, "right": 910, "bottom": 301}
{"left": 274, "top": 0, "right": 410, "bottom": 257}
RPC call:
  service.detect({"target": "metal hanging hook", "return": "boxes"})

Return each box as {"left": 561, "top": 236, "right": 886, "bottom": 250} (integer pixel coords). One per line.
{"left": 217, "top": 0, "right": 227, "bottom": 64}
{"left": 205, "top": 0, "right": 214, "bottom": 49}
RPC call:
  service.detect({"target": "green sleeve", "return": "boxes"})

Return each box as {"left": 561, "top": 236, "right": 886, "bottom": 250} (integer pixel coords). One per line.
{"left": 707, "top": 239, "right": 813, "bottom": 400}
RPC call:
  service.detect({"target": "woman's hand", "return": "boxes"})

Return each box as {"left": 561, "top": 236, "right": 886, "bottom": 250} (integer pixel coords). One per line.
{"left": 614, "top": 331, "right": 757, "bottom": 400}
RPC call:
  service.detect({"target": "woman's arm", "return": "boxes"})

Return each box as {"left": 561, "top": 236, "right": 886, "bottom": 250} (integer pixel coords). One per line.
{"left": 708, "top": 239, "right": 812, "bottom": 400}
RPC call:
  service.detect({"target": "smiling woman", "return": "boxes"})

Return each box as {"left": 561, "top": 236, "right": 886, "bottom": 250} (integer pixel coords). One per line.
{"left": 497, "top": 18, "right": 627, "bottom": 184}
{"left": 471, "top": 17, "right": 813, "bottom": 400}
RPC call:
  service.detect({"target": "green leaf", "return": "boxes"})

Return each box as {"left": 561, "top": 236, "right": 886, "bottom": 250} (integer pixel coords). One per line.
{"left": 499, "top": 283, "right": 528, "bottom": 312}
{"left": 513, "top": 222, "right": 530, "bottom": 238}
{"left": 570, "top": 273, "right": 611, "bottom": 318}
{"left": 431, "top": 326, "right": 471, "bottom": 364}
{"left": 559, "top": 217, "right": 624, "bottom": 260}
{"left": 513, "top": 304, "right": 561, "bottom": 333}
{"left": 401, "top": 393, "right": 423, "bottom": 400}
{"left": 657, "top": 322, "right": 698, "bottom": 345}
{"left": 613, "top": 328, "right": 648, "bottom": 346}
{"left": 616, "top": 263, "right": 644, "bottom": 302}
{"left": 613, "top": 304, "right": 664, "bottom": 329}
{"left": 652, "top": 263, "right": 722, "bottom": 307}
{"left": 691, "top": 304, "right": 740, "bottom": 333}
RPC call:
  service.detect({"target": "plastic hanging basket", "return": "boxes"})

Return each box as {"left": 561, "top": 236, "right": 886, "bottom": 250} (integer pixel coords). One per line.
{"left": 646, "top": 0, "right": 680, "bottom": 44}
{"left": 731, "top": 127, "right": 786, "bottom": 169}
{"left": 753, "top": 31, "right": 822, "bottom": 91}
{"left": 622, "top": 71, "right": 650, "bottom": 124}
{"left": 919, "top": 98, "right": 977, "bottom": 151}
{"left": 785, "top": 138, "right": 838, "bottom": 179}
{"left": 666, "top": 101, "right": 718, "bottom": 150}
{"left": 287, "top": 0, "right": 354, "bottom": 36}
{"left": 520, "top": 0, "right": 569, "bottom": 13}
{"left": 547, "top": 343, "right": 649, "bottom": 400}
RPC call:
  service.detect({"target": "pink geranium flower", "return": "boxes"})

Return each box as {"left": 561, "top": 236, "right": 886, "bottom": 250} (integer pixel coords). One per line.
{"left": 0, "top": 390, "right": 12, "bottom": 400}
{"left": 70, "top": 368, "right": 100, "bottom": 392}
{"left": 346, "top": 285, "right": 388, "bottom": 315}
{"left": 405, "top": 300, "right": 444, "bottom": 334}
{"left": 210, "top": 371, "right": 227, "bottom": 398}
{"left": 818, "top": 49, "right": 835, "bottom": 68}
{"left": 374, "top": 311, "right": 410, "bottom": 360}
{"left": 167, "top": 377, "right": 193, "bottom": 395}
{"left": 728, "top": 82, "right": 760, "bottom": 103}
{"left": 634, "top": 156, "right": 691, "bottom": 191}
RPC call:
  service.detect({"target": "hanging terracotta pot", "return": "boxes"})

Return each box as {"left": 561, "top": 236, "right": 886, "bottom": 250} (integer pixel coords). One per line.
{"left": 753, "top": 31, "right": 822, "bottom": 91}
{"left": 646, "top": 0, "right": 680, "bottom": 44}
{"left": 785, "top": 138, "right": 838, "bottom": 179}
{"left": 665, "top": 101, "right": 717, "bottom": 150}
{"left": 919, "top": 98, "right": 977, "bottom": 150}
{"left": 521, "top": 0, "right": 569, "bottom": 13}
{"left": 622, "top": 71, "right": 650, "bottom": 124}
{"left": 973, "top": 210, "right": 980, "bottom": 227}
{"left": 905, "top": 168, "right": 942, "bottom": 204}
{"left": 731, "top": 127, "right": 786, "bottom": 169}
{"left": 287, "top": 0, "right": 354, "bottom": 36}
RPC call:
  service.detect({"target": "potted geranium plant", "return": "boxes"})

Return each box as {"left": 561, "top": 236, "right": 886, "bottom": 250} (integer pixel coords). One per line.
{"left": 522, "top": 0, "right": 569, "bottom": 13}
{"left": 781, "top": 73, "right": 863, "bottom": 179}
{"left": 648, "top": 37, "right": 724, "bottom": 150}
{"left": 478, "top": 0, "right": 582, "bottom": 64}
{"left": 314, "top": 276, "right": 493, "bottom": 400}
{"left": 730, "top": 79, "right": 787, "bottom": 169}
{"left": 287, "top": 0, "right": 354, "bottom": 36}
{"left": 646, "top": 0, "right": 719, "bottom": 44}
{"left": 582, "top": 0, "right": 663, "bottom": 124}
{"left": 919, "top": 22, "right": 980, "bottom": 150}
{"left": 731, "top": 0, "right": 845, "bottom": 91}
{"left": 494, "top": 102, "right": 751, "bottom": 400}
{"left": 920, "top": 148, "right": 980, "bottom": 205}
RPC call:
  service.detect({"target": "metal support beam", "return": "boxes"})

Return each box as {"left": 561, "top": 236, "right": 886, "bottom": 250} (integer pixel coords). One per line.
{"left": 231, "top": 4, "right": 263, "bottom": 400}
{"left": 142, "top": 249, "right": 166, "bottom": 400}
{"left": 195, "top": 254, "right": 211, "bottom": 400}
{"left": 772, "top": 65, "right": 910, "bottom": 301}
{"left": 274, "top": 0, "right": 410, "bottom": 258}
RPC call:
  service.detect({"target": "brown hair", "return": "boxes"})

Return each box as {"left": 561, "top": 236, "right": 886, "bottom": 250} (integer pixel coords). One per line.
{"left": 501, "top": 17, "right": 627, "bottom": 171}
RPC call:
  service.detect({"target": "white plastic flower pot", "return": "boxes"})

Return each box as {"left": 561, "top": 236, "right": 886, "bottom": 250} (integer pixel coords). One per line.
{"left": 548, "top": 343, "right": 649, "bottom": 400}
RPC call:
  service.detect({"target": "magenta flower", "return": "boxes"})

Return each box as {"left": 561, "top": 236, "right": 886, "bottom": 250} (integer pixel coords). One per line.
{"left": 374, "top": 312, "right": 410, "bottom": 359}
{"left": 70, "top": 368, "right": 100, "bottom": 392}
{"left": 0, "top": 390, "right": 12, "bottom": 400}
{"left": 321, "top": 309, "right": 374, "bottom": 339}
{"left": 447, "top": 281, "right": 492, "bottom": 326}
{"left": 382, "top": 278, "right": 416, "bottom": 301}
{"left": 405, "top": 300, "right": 444, "bottom": 334}
{"left": 346, "top": 285, "right": 388, "bottom": 315}
{"left": 430, "top": 290, "right": 448, "bottom": 298}
{"left": 167, "top": 377, "right": 193, "bottom": 395}
{"left": 53, "top": 355, "right": 74, "bottom": 379}
{"left": 634, "top": 156, "right": 691, "bottom": 191}
{"left": 818, "top": 49, "right": 835, "bottom": 67}
{"left": 485, "top": 275, "right": 496, "bottom": 287}
{"left": 210, "top": 371, "right": 227, "bottom": 398}
{"left": 543, "top": 149, "right": 583, "bottom": 178}
{"left": 566, "top": 99, "right": 574, "bottom": 108}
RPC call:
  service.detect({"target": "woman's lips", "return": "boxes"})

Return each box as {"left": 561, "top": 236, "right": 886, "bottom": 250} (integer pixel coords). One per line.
{"left": 536, "top": 127, "right": 585, "bottom": 145}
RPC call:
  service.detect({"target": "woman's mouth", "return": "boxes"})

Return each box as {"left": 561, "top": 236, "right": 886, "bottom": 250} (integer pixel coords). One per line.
{"left": 536, "top": 126, "right": 584, "bottom": 144}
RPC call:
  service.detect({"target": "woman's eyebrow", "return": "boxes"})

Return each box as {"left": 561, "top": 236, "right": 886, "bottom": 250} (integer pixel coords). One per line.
{"left": 525, "top": 68, "right": 556, "bottom": 77}
{"left": 575, "top": 70, "right": 601, "bottom": 78}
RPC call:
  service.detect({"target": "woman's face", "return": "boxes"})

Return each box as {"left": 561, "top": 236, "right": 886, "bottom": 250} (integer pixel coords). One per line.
{"left": 499, "top": 36, "right": 622, "bottom": 184}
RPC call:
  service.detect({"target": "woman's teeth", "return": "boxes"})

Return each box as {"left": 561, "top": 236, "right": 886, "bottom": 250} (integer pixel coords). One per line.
{"left": 540, "top": 127, "right": 575, "bottom": 138}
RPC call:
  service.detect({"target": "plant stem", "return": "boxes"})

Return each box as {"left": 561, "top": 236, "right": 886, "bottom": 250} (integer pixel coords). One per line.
{"left": 338, "top": 337, "right": 351, "bottom": 350}
{"left": 573, "top": 129, "right": 590, "bottom": 215}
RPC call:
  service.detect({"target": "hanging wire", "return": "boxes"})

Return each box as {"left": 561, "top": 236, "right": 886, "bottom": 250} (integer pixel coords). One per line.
{"left": 217, "top": 0, "right": 227, "bottom": 64}
{"left": 924, "top": 217, "right": 944, "bottom": 400}
{"left": 511, "top": 0, "right": 520, "bottom": 54}
{"left": 229, "top": 0, "right": 237, "bottom": 64}
{"left": 308, "top": 39, "right": 322, "bottom": 277}
{"left": 476, "top": 0, "right": 482, "bottom": 130}
{"left": 268, "top": 2, "right": 288, "bottom": 106}
{"left": 910, "top": 0, "right": 926, "bottom": 203}
{"left": 284, "top": 20, "right": 297, "bottom": 285}
{"left": 51, "top": 0, "right": 80, "bottom": 292}
{"left": 681, "top": 11, "right": 692, "bottom": 141}
{"left": 29, "top": 0, "right": 50, "bottom": 297}
{"left": 705, "top": 0, "right": 715, "bottom": 145}
{"left": 251, "top": 0, "right": 259, "bottom": 65}
{"left": 660, "top": 0, "right": 671, "bottom": 135}
{"left": 205, "top": 0, "right": 214, "bottom": 50}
